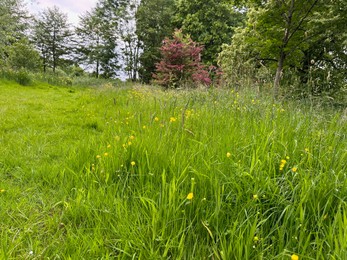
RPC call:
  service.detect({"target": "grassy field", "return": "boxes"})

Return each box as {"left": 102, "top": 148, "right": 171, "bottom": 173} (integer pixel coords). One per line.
{"left": 0, "top": 80, "right": 346, "bottom": 259}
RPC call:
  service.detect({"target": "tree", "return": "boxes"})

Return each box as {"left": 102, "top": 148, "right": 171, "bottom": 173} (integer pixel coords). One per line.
{"left": 75, "top": 8, "right": 118, "bottom": 78}
{"left": 173, "top": 0, "right": 244, "bottom": 65}
{"left": 153, "top": 30, "right": 212, "bottom": 88}
{"left": 7, "top": 38, "right": 41, "bottom": 71}
{"left": 33, "top": 6, "right": 73, "bottom": 73}
{"left": 219, "top": 0, "right": 346, "bottom": 96}
{"left": 135, "top": 0, "right": 175, "bottom": 83}
{"left": 0, "top": 0, "right": 29, "bottom": 68}
{"left": 117, "top": 0, "right": 141, "bottom": 81}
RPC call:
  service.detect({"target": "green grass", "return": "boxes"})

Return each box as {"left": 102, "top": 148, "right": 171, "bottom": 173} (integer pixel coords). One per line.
{"left": 0, "top": 80, "right": 346, "bottom": 259}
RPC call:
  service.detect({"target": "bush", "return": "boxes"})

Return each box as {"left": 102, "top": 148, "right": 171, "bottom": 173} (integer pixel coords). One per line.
{"left": 153, "top": 29, "right": 214, "bottom": 88}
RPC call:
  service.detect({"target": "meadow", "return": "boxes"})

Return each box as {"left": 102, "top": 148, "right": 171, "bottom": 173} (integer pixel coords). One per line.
{"left": 0, "top": 80, "right": 346, "bottom": 259}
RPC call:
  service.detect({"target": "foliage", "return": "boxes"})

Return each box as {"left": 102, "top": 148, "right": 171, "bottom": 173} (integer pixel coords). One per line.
{"left": 173, "top": 0, "right": 245, "bottom": 65}
{"left": 0, "top": 0, "right": 29, "bottom": 68}
{"left": 135, "top": 0, "right": 175, "bottom": 83}
{"left": 32, "top": 6, "right": 73, "bottom": 73}
{"left": 0, "top": 81, "right": 346, "bottom": 258}
{"left": 75, "top": 2, "right": 123, "bottom": 79}
{"left": 153, "top": 30, "right": 212, "bottom": 88}
{"left": 6, "top": 38, "right": 41, "bottom": 71}
{"left": 219, "top": 0, "right": 347, "bottom": 96}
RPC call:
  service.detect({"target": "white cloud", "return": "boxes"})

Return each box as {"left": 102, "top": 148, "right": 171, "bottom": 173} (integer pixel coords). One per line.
{"left": 25, "top": 0, "right": 98, "bottom": 25}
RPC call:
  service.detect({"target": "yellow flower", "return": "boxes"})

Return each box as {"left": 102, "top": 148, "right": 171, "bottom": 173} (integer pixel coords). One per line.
{"left": 187, "top": 192, "right": 194, "bottom": 200}
{"left": 0, "top": 189, "right": 5, "bottom": 193}
{"left": 130, "top": 135, "right": 135, "bottom": 140}
{"left": 96, "top": 155, "right": 101, "bottom": 159}
{"left": 154, "top": 117, "right": 159, "bottom": 122}
{"left": 169, "top": 117, "right": 177, "bottom": 122}
{"left": 253, "top": 194, "right": 258, "bottom": 200}
{"left": 104, "top": 152, "right": 108, "bottom": 157}
{"left": 142, "top": 125, "right": 147, "bottom": 129}
{"left": 128, "top": 141, "right": 132, "bottom": 146}
{"left": 291, "top": 254, "right": 299, "bottom": 260}
{"left": 253, "top": 236, "right": 259, "bottom": 242}
{"left": 292, "top": 167, "right": 298, "bottom": 172}
{"left": 131, "top": 161, "right": 136, "bottom": 166}
{"left": 226, "top": 152, "right": 231, "bottom": 158}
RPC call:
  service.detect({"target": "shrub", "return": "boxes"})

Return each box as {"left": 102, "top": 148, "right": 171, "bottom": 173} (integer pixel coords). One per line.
{"left": 153, "top": 29, "right": 213, "bottom": 88}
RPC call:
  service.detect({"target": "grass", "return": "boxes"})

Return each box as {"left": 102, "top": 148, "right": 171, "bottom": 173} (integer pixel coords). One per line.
{"left": 0, "top": 79, "right": 346, "bottom": 259}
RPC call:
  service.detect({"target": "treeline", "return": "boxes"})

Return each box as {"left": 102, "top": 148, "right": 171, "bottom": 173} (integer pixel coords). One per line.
{"left": 0, "top": 0, "right": 346, "bottom": 98}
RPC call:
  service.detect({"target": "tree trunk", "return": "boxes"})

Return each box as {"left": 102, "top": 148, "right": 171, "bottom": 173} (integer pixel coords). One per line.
{"left": 273, "top": 51, "right": 285, "bottom": 98}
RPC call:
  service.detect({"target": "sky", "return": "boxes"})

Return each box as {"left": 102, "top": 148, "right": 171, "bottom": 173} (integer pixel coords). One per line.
{"left": 25, "top": 0, "right": 98, "bottom": 25}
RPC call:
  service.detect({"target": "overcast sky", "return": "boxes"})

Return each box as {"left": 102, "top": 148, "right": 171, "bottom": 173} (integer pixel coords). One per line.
{"left": 25, "top": 0, "right": 98, "bottom": 25}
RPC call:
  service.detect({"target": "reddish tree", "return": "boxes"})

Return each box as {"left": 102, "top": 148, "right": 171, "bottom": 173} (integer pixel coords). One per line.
{"left": 153, "top": 29, "right": 212, "bottom": 88}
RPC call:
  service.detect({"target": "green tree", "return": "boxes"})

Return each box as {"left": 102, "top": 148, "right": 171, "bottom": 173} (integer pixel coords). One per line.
{"left": 135, "top": 0, "right": 175, "bottom": 83}
{"left": 219, "top": 0, "right": 346, "bottom": 96}
{"left": 75, "top": 8, "right": 119, "bottom": 78}
{"left": 33, "top": 6, "right": 73, "bottom": 73}
{"left": 7, "top": 38, "right": 41, "bottom": 71}
{"left": 0, "top": 0, "right": 29, "bottom": 68}
{"left": 173, "top": 0, "right": 244, "bottom": 65}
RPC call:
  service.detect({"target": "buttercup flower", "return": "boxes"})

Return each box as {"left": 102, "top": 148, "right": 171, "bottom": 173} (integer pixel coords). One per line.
{"left": 131, "top": 161, "right": 136, "bottom": 166}
{"left": 226, "top": 152, "right": 231, "bottom": 158}
{"left": 291, "top": 254, "right": 299, "bottom": 260}
{"left": 187, "top": 192, "right": 194, "bottom": 200}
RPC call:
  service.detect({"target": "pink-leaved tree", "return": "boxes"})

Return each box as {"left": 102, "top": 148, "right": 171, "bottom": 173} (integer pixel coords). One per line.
{"left": 153, "top": 29, "right": 213, "bottom": 88}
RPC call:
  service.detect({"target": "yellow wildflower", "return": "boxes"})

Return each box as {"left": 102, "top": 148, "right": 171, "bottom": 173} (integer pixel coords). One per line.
{"left": 291, "top": 254, "right": 299, "bottom": 260}
{"left": 130, "top": 135, "right": 135, "bottom": 140}
{"left": 131, "top": 161, "right": 136, "bottom": 166}
{"left": 0, "top": 189, "right": 5, "bottom": 193}
{"left": 253, "top": 194, "right": 258, "bottom": 200}
{"left": 104, "top": 152, "right": 108, "bottom": 157}
{"left": 169, "top": 117, "right": 177, "bottom": 122}
{"left": 253, "top": 236, "right": 259, "bottom": 242}
{"left": 96, "top": 155, "right": 101, "bottom": 159}
{"left": 142, "top": 125, "right": 147, "bottom": 129}
{"left": 154, "top": 117, "right": 159, "bottom": 122}
{"left": 187, "top": 192, "right": 194, "bottom": 200}
{"left": 292, "top": 167, "right": 298, "bottom": 172}
{"left": 226, "top": 152, "right": 231, "bottom": 158}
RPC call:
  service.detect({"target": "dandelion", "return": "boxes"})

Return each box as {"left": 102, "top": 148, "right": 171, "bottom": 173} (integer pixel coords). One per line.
{"left": 169, "top": 117, "right": 177, "bottom": 122}
{"left": 131, "top": 161, "right": 136, "bottom": 166}
{"left": 291, "top": 254, "right": 299, "bottom": 260}
{"left": 226, "top": 152, "right": 231, "bottom": 158}
{"left": 187, "top": 192, "right": 194, "bottom": 200}
{"left": 96, "top": 155, "right": 101, "bottom": 159}
{"left": 292, "top": 167, "right": 298, "bottom": 172}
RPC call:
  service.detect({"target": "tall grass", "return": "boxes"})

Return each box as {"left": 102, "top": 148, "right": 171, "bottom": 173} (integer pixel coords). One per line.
{"left": 0, "top": 80, "right": 346, "bottom": 259}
